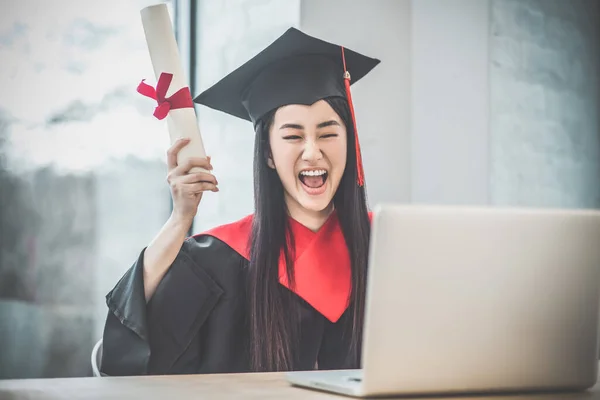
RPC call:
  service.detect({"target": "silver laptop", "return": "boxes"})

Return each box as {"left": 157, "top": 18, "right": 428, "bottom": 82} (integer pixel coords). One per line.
{"left": 287, "top": 204, "right": 600, "bottom": 398}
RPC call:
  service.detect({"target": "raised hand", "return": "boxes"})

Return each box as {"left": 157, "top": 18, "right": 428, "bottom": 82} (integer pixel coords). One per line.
{"left": 166, "top": 138, "right": 218, "bottom": 222}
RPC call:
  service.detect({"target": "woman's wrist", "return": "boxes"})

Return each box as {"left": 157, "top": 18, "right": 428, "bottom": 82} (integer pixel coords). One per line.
{"left": 168, "top": 212, "right": 195, "bottom": 232}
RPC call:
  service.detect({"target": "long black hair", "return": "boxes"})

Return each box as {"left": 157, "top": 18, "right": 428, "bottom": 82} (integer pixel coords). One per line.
{"left": 247, "top": 96, "right": 371, "bottom": 372}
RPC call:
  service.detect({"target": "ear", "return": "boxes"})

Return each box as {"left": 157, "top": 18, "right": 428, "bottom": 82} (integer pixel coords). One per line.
{"left": 263, "top": 145, "right": 276, "bottom": 169}
{"left": 267, "top": 154, "right": 276, "bottom": 169}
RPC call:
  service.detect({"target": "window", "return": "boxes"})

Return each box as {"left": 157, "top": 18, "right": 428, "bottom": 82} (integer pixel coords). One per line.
{"left": 0, "top": 0, "right": 175, "bottom": 378}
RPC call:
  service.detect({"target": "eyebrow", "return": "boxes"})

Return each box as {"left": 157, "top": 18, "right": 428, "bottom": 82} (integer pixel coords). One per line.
{"left": 279, "top": 120, "right": 341, "bottom": 130}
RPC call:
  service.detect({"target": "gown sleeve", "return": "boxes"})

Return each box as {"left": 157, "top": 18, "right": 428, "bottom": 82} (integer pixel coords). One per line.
{"left": 100, "top": 238, "right": 224, "bottom": 376}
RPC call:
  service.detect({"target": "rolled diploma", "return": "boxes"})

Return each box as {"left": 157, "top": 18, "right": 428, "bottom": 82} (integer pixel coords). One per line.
{"left": 140, "top": 3, "right": 208, "bottom": 173}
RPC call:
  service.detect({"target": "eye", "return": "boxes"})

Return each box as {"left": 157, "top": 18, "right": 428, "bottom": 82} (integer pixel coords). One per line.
{"left": 283, "top": 135, "right": 302, "bottom": 140}
{"left": 320, "top": 133, "right": 338, "bottom": 139}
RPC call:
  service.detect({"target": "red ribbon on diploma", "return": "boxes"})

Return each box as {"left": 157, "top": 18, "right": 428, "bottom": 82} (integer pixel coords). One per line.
{"left": 137, "top": 72, "right": 193, "bottom": 120}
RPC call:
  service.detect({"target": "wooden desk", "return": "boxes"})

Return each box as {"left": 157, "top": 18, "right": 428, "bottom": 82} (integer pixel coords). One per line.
{"left": 1, "top": 372, "right": 600, "bottom": 400}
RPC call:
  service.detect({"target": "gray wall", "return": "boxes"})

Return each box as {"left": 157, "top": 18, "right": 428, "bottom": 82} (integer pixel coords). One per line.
{"left": 300, "top": 0, "right": 599, "bottom": 209}
{"left": 411, "top": 0, "right": 491, "bottom": 205}
{"left": 490, "top": 0, "right": 600, "bottom": 209}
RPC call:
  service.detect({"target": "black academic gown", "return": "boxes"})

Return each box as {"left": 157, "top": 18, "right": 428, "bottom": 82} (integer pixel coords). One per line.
{"left": 100, "top": 234, "right": 357, "bottom": 376}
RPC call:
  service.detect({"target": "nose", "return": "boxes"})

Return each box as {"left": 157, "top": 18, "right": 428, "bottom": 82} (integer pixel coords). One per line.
{"left": 301, "top": 138, "right": 323, "bottom": 162}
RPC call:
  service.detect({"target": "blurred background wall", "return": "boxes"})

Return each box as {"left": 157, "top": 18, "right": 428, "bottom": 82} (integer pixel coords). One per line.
{"left": 299, "top": 0, "right": 600, "bottom": 208}
{"left": 0, "top": 0, "right": 598, "bottom": 379}
{"left": 490, "top": 0, "right": 600, "bottom": 208}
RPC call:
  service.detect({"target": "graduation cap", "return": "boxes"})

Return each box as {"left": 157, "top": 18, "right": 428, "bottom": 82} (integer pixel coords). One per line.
{"left": 193, "top": 27, "right": 380, "bottom": 186}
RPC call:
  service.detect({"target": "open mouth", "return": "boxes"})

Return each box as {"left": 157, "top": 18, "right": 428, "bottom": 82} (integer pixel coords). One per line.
{"left": 298, "top": 169, "right": 328, "bottom": 190}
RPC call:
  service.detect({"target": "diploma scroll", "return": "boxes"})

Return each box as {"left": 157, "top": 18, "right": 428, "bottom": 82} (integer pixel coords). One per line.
{"left": 140, "top": 3, "right": 208, "bottom": 173}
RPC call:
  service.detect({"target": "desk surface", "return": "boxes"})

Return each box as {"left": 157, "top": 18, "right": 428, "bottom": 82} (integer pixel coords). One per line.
{"left": 1, "top": 372, "right": 600, "bottom": 400}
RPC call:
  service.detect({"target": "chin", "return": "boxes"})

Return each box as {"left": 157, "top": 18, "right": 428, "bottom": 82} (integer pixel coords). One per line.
{"left": 296, "top": 195, "right": 334, "bottom": 213}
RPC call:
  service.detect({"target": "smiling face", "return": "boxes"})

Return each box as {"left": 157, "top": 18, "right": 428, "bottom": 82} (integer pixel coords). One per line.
{"left": 268, "top": 99, "right": 348, "bottom": 219}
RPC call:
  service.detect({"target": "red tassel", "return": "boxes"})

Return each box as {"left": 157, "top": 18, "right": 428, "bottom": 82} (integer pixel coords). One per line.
{"left": 341, "top": 46, "right": 365, "bottom": 187}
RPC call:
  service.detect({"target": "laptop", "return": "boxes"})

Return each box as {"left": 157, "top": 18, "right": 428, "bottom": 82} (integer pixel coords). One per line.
{"left": 286, "top": 204, "right": 600, "bottom": 398}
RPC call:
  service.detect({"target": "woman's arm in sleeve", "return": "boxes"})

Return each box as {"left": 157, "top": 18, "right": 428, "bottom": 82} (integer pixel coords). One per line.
{"left": 99, "top": 236, "right": 223, "bottom": 376}
{"left": 142, "top": 214, "right": 194, "bottom": 301}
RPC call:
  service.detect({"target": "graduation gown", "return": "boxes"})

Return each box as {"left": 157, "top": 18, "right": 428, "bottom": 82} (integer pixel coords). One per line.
{"left": 100, "top": 212, "right": 364, "bottom": 376}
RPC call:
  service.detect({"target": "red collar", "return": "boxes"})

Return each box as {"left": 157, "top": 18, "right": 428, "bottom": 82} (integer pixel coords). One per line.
{"left": 199, "top": 211, "right": 371, "bottom": 322}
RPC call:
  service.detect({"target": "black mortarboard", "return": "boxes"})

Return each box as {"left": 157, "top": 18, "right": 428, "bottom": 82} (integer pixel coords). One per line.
{"left": 193, "top": 27, "right": 381, "bottom": 186}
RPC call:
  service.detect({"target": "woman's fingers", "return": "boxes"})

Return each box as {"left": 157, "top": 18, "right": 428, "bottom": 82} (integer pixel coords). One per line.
{"left": 167, "top": 157, "right": 213, "bottom": 185}
{"left": 173, "top": 156, "right": 213, "bottom": 176}
{"left": 178, "top": 172, "right": 218, "bottom": 185}
{"left": 170, "top": 181, "right": 219, "bottom": 195}
{"left": 184, "top": 182, "right": 219, "bottom": 193}
{"left": 166, "top": 138, "right": 191, "bottom": 170}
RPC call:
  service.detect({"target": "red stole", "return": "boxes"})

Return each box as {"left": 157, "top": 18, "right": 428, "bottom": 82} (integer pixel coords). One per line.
{"left": 198, "top": 212, "right": 364, "bottom": 323}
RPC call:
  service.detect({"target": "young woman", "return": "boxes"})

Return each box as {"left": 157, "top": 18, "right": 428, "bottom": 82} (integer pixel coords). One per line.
{"left": 100, "top": 27, "right": 380, "bottom": 376}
